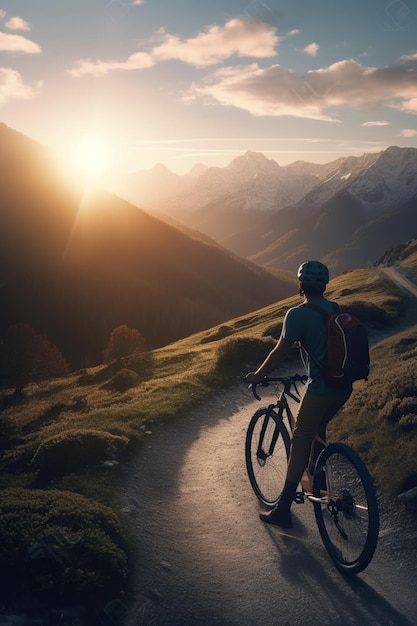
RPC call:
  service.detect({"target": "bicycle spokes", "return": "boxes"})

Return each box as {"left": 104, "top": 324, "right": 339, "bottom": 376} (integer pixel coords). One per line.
{"left": 313, "top": 443, "right": 379, "bottom": 575}
{"left": 245, "top": 408, "right": 290, "bottom": 506}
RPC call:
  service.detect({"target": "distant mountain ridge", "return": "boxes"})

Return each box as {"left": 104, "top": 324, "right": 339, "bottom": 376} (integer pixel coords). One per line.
{"left": 108, "top": 146, "right": 417, "bottom": 274}
{"left": 109, "top": 150, "right": 318, "bottom": 215}
{"left": 0, "top": 123, "right": 294, "bottom": 369}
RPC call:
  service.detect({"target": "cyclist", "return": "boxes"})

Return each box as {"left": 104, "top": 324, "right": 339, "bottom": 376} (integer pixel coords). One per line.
{"left": 244, "top": 260, "right": 352, "bottom": 528}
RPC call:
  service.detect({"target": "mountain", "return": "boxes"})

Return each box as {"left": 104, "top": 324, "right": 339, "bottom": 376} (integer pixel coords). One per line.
{"left": 235, "top": 147, "right": 417, "bottom": 273}
{"left": 109, "top": 163, "right": 192, "bottom": 209}
{"left": 292, "top": 146, "right": 417, "bottom": 216}
{"left": 111, "top": 146, "right": 417, "bottom": 275}
{"left": 0, "top": 124, "right": 294, "bottom": 369}
{"left": 108, "top": 151, "right": 319, "bottom": 221}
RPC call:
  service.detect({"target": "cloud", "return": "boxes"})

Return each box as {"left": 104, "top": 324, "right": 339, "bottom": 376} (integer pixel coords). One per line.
{"left": 362, "top": 121, "right": 390, "bottom": 126}
{"left": 188, "top": 57, "right": 417, "bottom": 120}
{"left": 401, "top": 51, "right": 417, "bottom": 61}
{"left": 69, "top": 52, "right": 154, "bottom": 77}
{"left": 187, "top": 63, "right": 335, "bottom": 120}
{"left": 399, "top": 128, "right": 417, "bottom": 137}
{"left": 153, "top": 19, "right": 279, "bottom": 66}
{"left": 0, "top": 31, "right": 41, "bottom": 53}
{"left": 68, "top": 18, "right": 279, "bottom": 76}
{"left": 287, "top": 29, "right": 300, "bottom": 36}
{"left": 0, "top": 68, "right": 42, "bottom": 104}
{"left": 131, "top": 0, "right": 144, "bottom": 4}
{"left": 303, "top": 42, "right": 319, "bottom": 56}
{"left": 401, "top": 97, "right": 417, "bottom": 113}
{"left": 0, "top": 10, "right": 6, "bottom": 19}
{"left": 5, "top": 16, "right": 30, "bottom": 31}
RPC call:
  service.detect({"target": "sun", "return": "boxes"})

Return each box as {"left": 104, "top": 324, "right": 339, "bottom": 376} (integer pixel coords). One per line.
{"left": 70, "top": 137, "right": 115, "bottom": 183}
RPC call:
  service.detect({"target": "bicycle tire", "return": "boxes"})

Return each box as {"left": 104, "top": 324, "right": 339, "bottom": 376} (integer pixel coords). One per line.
{"left": 245, "top": 408, "right": 290, "bottom": 507}
{"left": 313, "top": 442, "right": 379, "bottom": 575}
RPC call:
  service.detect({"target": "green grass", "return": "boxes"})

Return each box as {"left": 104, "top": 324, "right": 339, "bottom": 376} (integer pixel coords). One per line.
{"left": 0, "top": 265, "right": 415, "bottom": 609}
{"left": 328, "top": 327, "right": 417, "bottom": 496}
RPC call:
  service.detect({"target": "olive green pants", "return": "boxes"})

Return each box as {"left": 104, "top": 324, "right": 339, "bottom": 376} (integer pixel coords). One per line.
{"left": 286, "top": 390, "right": 352, "bottom": 485}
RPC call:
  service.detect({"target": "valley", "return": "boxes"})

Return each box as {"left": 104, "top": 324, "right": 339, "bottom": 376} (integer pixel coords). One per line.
{"left": 108, "top": 146, "right": 417, "bottom": 275}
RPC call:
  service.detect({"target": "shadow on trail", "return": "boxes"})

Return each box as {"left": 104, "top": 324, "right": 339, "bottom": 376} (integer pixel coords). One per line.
{"left": 121, "top": 385, "right": 253, "bottom": 626}
{"left": 264, "top": 519, "right": 413, "bottom": 626}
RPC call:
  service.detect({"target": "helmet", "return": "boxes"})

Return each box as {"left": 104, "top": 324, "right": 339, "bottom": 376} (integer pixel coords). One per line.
{"left": 297, "top": 260, "right": 329, "bottom": 287}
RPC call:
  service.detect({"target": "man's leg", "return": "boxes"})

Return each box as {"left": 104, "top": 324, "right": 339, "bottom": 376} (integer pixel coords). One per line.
{"left": 260, "top": 391, "right": 350, "bottom": 528}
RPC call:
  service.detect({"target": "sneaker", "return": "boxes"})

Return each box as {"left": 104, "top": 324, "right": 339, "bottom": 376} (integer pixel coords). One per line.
{"left": 259, "top": 506, "right": 292, "bottom": 529}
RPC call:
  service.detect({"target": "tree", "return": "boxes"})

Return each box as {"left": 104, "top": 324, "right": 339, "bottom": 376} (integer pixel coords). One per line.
{"left": 3, "top": 323, "right": 69, "bottom": 395}
{"left": 103, "top": 325, "right": 146, "bottom": 364}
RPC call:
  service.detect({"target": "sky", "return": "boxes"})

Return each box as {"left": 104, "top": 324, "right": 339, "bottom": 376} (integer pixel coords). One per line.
{"left": 1, "top": 0, "right": 417, "bottom": 176}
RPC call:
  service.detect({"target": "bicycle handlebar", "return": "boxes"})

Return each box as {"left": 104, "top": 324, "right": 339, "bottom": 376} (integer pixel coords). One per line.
{"left": 247, "top": 373, "right": 308, "bottom": 401}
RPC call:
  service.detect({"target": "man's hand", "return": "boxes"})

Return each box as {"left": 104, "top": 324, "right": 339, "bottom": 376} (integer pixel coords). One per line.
{"left": 244, "top": 371, "right": 263, "bottom": 385}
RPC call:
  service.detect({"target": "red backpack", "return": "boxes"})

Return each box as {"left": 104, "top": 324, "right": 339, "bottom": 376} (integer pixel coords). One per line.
{"left": 302, "top": 302, "right": 370, "bottom": 387}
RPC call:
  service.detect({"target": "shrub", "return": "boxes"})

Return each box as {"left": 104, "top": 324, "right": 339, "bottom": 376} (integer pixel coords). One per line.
{"left": 101, "top": 368, "right": 141, "bottom": 392}
{"left": 392, "top": 337, "right": 417, "bottom": 355}
{"left": 216, "top": 337, "right": 275, "bottom": 377}
{"left": 1, "top": 324, "right": 69, "bottom": 394}
{"left": 344, "top": 300, "right": 397, "bottom": 326}
{"left": 200, "top": 325, "right": 232, "bottom": 344}
{"left": 0, "top": 488, "right": 128, "bottom": 604}
{"left": 262, "top": 322, "right": 283, "bottom": 340}
{"left": 379, "top": 397, "right": 417, "bottom": 431}
{"left": 31, "top": 429, "right": 129, "bottom": 474}
{"left": 103, "top": 325, "right": 146, "bottom": 363}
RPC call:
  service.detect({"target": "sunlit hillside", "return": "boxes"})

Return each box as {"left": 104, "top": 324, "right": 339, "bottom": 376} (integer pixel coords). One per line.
{"left": 0, "top": 124, "right": 294, "bottom": 370}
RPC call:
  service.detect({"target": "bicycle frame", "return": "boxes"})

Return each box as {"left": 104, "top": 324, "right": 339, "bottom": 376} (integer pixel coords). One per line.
{"left": 249, "top": 375, "right": 329, "bottom": 504}
{"left": 246, "top": 374, "right": 380, "bottom": 574}
{"left": 252, "top": 376, "right": 304, "bottom": 430}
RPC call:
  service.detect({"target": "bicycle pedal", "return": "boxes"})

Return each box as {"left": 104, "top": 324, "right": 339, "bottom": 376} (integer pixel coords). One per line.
{"left": 294, "top": 491, "right": 305, "bottom": 504}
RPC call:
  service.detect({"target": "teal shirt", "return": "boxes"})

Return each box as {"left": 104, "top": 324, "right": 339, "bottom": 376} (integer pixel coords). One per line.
{"left": 282, "top": 296, "right": 353, "bottom": 396}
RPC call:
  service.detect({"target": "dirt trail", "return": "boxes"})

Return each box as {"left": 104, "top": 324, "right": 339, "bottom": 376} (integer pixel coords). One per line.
{"left": 381, "top": 267, "right": 417, "bottom": 299}
{"left": 120, "top": 390, "right": 416, "bottom": 624}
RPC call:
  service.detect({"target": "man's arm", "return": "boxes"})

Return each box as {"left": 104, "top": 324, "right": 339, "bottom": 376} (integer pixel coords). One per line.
{"left": 245, "top": 337, "right": 294, "bottom": 384}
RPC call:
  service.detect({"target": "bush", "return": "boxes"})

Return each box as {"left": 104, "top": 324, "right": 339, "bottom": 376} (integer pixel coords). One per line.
{"left": 1, "top": 323, "right": 69, "bottom": 394}
{"left": 216, "top": 337, "right": 275, "bottom": 377}
{"left": 379, "top": 397, "right": 417, "bottom": 431}
{"left": 262, "top": 322, "right": 283, "bottom": 339}
{"left": 103, "top": 325, "right": 146, "bottom": 363}
{"left": 0, "top": 488, "right": 128, "bottom": 604}
{"left": 200, "top": 325, "right": 232, "bottom": 344}
{"left": 31, "top": 429, "right": 129, "bottom": 474}
{"left": 344, "top": 300, "right": 395, "bottom": 326}
{"left": 101, "top": 368, "right": 141, "bottom": 392}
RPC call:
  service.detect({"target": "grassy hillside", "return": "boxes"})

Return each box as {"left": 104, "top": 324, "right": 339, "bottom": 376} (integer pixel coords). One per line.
{"left": 225, "top": 186, "right": 417, "bottom": 276}
{"left": 0, "top": 261, "right": 416, "bottom": 613}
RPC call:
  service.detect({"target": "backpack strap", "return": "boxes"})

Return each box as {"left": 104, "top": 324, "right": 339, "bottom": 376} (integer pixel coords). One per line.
{"left": 299, "top": 301, "right": 340, "bottom": 374}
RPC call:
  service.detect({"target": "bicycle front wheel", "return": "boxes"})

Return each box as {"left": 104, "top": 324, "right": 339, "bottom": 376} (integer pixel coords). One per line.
{"left": 313, "top": 442, "right": 379, "bottom": 575}
{"left": 245, "top": 408, "right": 290, "bottom": 507}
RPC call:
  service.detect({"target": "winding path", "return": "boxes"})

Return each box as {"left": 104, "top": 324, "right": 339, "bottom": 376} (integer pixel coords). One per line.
{"left": 381, "top": 266, "right": 417, "bottom": 299}
{"left": 120, "top": 377, "right": 417, "bottom": 625}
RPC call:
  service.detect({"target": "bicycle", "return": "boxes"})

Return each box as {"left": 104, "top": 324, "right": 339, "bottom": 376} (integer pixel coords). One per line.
{"left": 245, "top": 374, "right": 379, "bottom": 575}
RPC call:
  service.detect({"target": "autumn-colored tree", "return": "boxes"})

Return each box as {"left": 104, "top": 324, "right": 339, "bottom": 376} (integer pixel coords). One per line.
{"left": 3, "top": 323, "right": 69, "bottom": 395}
{"left": 103, "top": 325, "right": 146, "bottom": 364}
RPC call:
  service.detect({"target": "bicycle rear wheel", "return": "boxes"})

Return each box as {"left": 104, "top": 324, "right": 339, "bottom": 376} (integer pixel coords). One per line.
{"left": 245, "top": 408, "right": 290, "bottom": 507}
{"left": 313, "top": 442, "right": 379, "bottom": 575}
